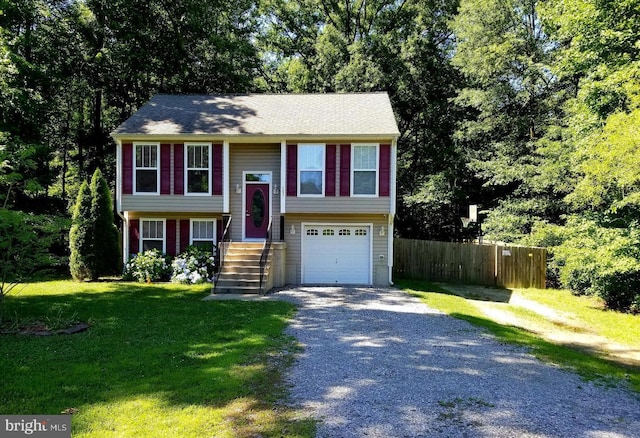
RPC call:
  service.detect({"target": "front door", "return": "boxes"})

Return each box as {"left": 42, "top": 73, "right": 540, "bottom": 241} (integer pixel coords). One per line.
{"left": 245, "top": 183, "right": 270, "bottom": 239}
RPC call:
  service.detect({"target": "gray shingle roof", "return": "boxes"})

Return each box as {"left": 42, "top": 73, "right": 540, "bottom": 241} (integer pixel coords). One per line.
{"left": 111, "top": 93, "right": 399, "bottom": 138}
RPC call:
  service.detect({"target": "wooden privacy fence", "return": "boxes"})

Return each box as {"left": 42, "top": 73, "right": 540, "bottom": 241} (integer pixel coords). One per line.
{"left": 393, "top": 238, "right": 547, "bottom": 289}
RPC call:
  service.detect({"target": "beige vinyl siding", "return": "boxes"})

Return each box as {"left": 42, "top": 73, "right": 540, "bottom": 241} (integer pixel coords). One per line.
{"left": 127, "top": 212, "right": 223, "bottom": 220}
{"left": 286, "top": 197, "right": 391, "bottom": 213}
{"left": 121, "top": 195, "right": 223, "bottom": 212}
{"left": 229, "top": 143, "right": 282, "bottom": 241}
{"left": 285, "top": 137, "right": 394, "bottom": 145}
{"left": 282, "top": 213, "right": 390, "bottom": 285}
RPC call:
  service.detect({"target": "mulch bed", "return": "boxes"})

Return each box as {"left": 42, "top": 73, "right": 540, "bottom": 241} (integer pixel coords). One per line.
{"left": 1, "top": 321, "right": 90, "bottom": 336}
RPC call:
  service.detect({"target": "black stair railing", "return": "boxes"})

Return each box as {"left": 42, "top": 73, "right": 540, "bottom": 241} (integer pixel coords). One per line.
{"left": 259, "top": 216, "right": 273, "bottom": 294}
{"left": 213, "top": 216, "right": 232, "bottom": 293}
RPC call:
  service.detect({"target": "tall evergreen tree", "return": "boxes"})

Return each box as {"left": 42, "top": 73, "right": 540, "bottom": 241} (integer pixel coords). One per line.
{"left": 90, "top": 168, "right": 120, "bottom": 276}
{"left": 69, "top": 181, "right": 93, "bottom": 280}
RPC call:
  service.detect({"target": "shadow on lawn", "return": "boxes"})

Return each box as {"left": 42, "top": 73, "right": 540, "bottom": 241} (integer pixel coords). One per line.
{"left": 0, "top": 283, "right": 311, "bottom": 436}
{"left": 397, "top": 279, "right": 513, "bottom": 303}
{"left": 453, "top": 312, "right": 640, "bottom": 378}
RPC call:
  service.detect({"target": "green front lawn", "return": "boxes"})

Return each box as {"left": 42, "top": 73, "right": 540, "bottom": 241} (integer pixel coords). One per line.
{"left": 514, "top": 287, "right": 640, "bottom": 347}
{"left": 0, "top": 281, "right": 314, "bottom": 437}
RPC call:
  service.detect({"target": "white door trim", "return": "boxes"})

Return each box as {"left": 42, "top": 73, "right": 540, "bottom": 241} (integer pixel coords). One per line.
{"left": 242, "top": 171, "right": 273, "bottom": 241}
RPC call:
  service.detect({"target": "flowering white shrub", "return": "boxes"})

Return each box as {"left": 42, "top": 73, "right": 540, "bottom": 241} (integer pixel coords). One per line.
{"left": 171, "top": 246, "right": 216, "bottom": 284}
{"left": 122, "top": 249, "right": 172, "bottom": 283}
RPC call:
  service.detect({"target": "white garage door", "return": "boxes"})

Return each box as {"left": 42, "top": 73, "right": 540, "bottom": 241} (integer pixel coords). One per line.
{"left": 302, "top": 224, "right": 371, "bottom": 284}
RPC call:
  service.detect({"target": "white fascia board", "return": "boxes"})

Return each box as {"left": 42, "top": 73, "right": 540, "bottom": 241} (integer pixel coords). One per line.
{"left": 280, "top": 140, "right": 287, "bottom": 214}
{"left": 115, "top": 140, "right": 123, "bottom": 213}
{"left": 223, "top": 140, "right": 230, "bottom": 213}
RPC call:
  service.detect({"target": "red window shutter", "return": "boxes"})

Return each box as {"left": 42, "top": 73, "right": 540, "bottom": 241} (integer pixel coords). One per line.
{"left": 379, "top": 144, "right": 391, "bottom": 196}
{"left": 129, "top": 219, "right": 139, "bottom": 255}
{"left": 160, "top": 143, "right": 171, "bottom": 194}
{"left": 166, "top": 220, "right": 177, "bottom": 256}
{"left": 287, "top": 144, "right": 297, "bottom": 196}
{"left": 339, "top": 144, "right": 351, "bottom": 196}
{"left": 326, "top": 145, "right": 336, "bottom": 197}
{"left": 180, "top": 219, "right": 190, "bottom": 253}
{"left": 174, "top": 143, "right": 184, "bottom": 195}
{"left": 122, "top": 143, "right": 133, "bottom": 194}
{"left": 217, "top": 220, "right": 223, "bottom": 245}
{"left": 213, "top": 143, "right": 223, "bottom": 195}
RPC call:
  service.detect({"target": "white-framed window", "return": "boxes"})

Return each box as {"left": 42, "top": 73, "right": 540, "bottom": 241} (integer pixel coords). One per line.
{"left": 185, "top": 143, "right": 212, "bottom": 195}
{"left": 134, "top": 143, "right": 160, "bottom": 194}
{"left": 140, "top": 218, "right": 165, "bottom": 252}
{"left": 298, "top": 144, "right": 325, "bottom": 196}
{"left": 190, "top": 219, "right": 217, "bottom": 252}
{"left": 351, "top": 144, "right": 379, "bottom": 196}
{"left": 306, "top": 228, "right": 318, "bottom": 236}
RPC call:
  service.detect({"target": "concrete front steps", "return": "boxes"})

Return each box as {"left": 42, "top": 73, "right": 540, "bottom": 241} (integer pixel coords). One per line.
{"left": 213, "top": 242, "right": 270, "bottom": 294}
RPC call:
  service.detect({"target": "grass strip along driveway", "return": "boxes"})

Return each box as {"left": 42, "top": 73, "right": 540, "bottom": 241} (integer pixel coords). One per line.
{"left": 0, "top": 281, "right": 314, "bottom": 438}
{"left": 397, "top": 279, "right": 640, "bottom": 394}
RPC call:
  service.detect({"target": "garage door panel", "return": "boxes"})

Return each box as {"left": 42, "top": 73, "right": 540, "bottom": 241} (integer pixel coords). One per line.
{"left": 302, "top": 225, "right": 371, "bottom": 284}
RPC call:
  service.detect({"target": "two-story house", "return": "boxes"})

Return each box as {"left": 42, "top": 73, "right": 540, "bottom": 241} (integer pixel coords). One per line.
{"left": 111, "top": 93, "right": 399, "bottom": 292}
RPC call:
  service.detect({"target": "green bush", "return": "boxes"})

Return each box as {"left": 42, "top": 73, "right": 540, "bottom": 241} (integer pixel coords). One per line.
{"left": 591, "top": 268, "right": 640, "bottom": 314}
{"left": 565, "top": 266, "right": 597, "bottom": 296}
{"left": 31, "top": 214, "right": 71, "bottom": 276}
{"left": 524, "top": 217, "right": 640, "bottom": 313}
{"left": 0, "top": 209, "right": 51, "bottom": 300}
{"left": 123, "top": 250, "right": 172, "bottom": 283}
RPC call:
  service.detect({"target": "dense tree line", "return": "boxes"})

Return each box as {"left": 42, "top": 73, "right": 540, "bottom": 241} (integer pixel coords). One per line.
{"left": 1, "top": 0, "right": 639, "bottom": 309}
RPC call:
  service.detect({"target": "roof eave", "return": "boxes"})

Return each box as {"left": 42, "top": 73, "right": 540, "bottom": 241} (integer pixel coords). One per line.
{"left": 111, "top": 132, "right": 400, "bottom": 143}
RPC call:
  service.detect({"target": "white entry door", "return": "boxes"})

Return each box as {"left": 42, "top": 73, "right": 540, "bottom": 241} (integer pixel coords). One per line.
{"left": 302, "top": 224, "right": 371, "bottom": 284}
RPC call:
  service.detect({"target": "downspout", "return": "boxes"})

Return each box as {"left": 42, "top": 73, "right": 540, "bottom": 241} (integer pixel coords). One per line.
{"left": 280, "top": 140, "right": 287, "bottom": 215}
{"left": 388, "top": 138, "right": 398, "bottom": 285}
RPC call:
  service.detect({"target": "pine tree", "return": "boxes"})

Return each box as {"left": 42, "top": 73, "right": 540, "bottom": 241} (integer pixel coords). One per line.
{"left": 69, "top": 181, "right": 94, "bottom": 280}
{"left": 90, "top": 168, "right": 120, "bottom": 277}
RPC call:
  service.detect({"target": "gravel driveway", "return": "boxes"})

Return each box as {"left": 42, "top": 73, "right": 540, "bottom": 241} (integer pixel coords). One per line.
{"left": 276, "top": 286, "right": 640, "bottom": 437}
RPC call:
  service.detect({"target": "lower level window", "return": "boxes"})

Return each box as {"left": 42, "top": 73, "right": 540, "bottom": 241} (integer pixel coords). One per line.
{"left": 141, "top": 219, "right": 165, "bottom": 252}
{"left": 191, "top": 219, "right": 216, "bottom": 252}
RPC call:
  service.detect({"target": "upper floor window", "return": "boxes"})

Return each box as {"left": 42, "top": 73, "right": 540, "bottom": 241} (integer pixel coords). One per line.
{"left": 352, "top": 144, "right": 378, "bottom": 196}
{"left": 185, "top": 143, "right": 212, "bottom": 195}
{"left": 141, "top": 219, "right": 165, "bottom": 252}
{"left": 298, "top": 144, "right": 325, "bottom": 196}
{"left": 135, "top": 143, "right": 159, "bottom": 194}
